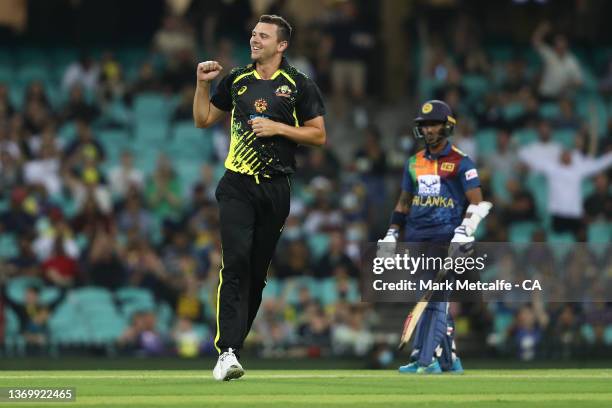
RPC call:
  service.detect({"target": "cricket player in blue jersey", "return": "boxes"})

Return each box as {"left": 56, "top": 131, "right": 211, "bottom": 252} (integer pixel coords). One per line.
{"left": 378, "top": 100, "right": 492, "bottom": 374}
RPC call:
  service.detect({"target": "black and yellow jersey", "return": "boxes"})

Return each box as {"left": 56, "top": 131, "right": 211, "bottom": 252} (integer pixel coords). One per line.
{"left": 210, "top": 57, "right": 325, "bottom": 176}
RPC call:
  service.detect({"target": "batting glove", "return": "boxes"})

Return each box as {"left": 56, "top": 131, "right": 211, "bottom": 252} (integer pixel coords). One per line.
{"left": 376, "top": 228, "right": 398, "bottom": 258}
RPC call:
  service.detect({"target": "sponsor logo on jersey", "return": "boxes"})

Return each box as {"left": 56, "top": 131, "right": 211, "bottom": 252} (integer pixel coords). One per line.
{"left": 238, "top": 86, "right": 247, "bottom": 95}
{"left": 417, "top": 175, "right": 441, "bottom": 196}
{"left": 254, "top": 98, "right": 268, "bottom": 113}
{"left": 441, "top": 162, "right": 455, "bottom": 172}
{"left": 275, "top": 85, "right": 292, "bottom": 98}
{"left": 465, "top": 168, "right": 478, "bottom": 181}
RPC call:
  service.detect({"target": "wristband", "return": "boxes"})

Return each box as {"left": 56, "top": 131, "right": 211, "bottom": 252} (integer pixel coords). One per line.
{"left": 390, "top": 211, "right": 407, "bottom": 229}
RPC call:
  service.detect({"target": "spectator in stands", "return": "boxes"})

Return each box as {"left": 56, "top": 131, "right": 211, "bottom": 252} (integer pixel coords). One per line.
{"left": 553, "top": 98, "right": 581, "bottom": 130}
{"left": 584, "top": 173, "right": 612, "bottom": 223}
{"left": 127, "top": 62, "right": 162, "bottom": 99}
{"left": 296, "top": 148, "right": 340, "bottom": 185}
{"left": 62, "top": 54, "right": 100, "bottom": 93}
{"left": 23, "top": 99, "right": 51, "bottom": 137}
{"left": 123, "top": 237, "right": 177, "bottom": 305}
{"left": 0, "top": 83, "right": 15, "bottom": 121}
{"left": 0, "top": 187, "right": 35, "bottom": 236}
{"left": 548, "top": 304, "right": 583, "bottom": 357}
{"left": 33, "top": 207, "right": 79, "bottom": 261}
{"left": 0, "top": 147, "right": 22, "bottom": 193}
{"left": 23, "top": 136, "right": 62, "bottom": 196}
{"left": 2, "top": 284, "right": 65, "bottom": 348}
{"left": 275, "top": 239, "right": 313, "bottom": 279}
{"left": 98, "top": 52, "right": 125, "bottom": 105}
{"left": 152, "top": 15, "right": 197, "bottom": 66}
{"left": 500, "top": 178, "right": 536, "bottom": 224}
{"left": 24, "top": 81, "right": 51, "bottom": 110}
{"left": 483, "top": 129, "right": 518, "bottom": 174}
{"left": 303, "top": 177, "right": 343, "bottom": 234}
{"left": 118, "top": 310, "right": 165, "bottom": 356}
{"left": 84, "top": 227, "right": 125, "bottom": 289}
{"left": 60, "top": 85, "right": 99, "bottom": 123}
{"left": 108, "top": 150, "right": 144, "bottom": 199}
{"left": 297, "top": 302, "right": 331, "bottom": 353}
{"left": 145, "top": 154, "right": 183, "bottom": 224}
{"left": 598, "top": 58, "right": 612, "bottom": 96}
{"left": 71, "top": 193, "right": 114, "bottom": 240}
{"left": 519, "top": 148, "right": 612, "bottom": 238}
{"left": 171, "top": 85, "right": 196, "bottom": 123}
{"left": 63, "top": 119, "right": 105, "bottom": 163}
{"left": 331, "top": 304, "right": 373, "bottom": 356}
{"left": 42, "top": 237, "right": 79, "bottom": 287}
{"left": 510, "top": 304, "right": 547, "bottom": 361}
{"left": 315, "top": 230, "right": 358, "bottom": 278}
{"left": 324, "top": 1, "right": 373, "bottom": 117}
{"left": 7, "top": 233, "right": 39, "bottom": 277}
{"left": 532, "top": 22, "right": 583, "bottom": 100}
{"left": 117, "top": 190, "right": 153, "bottom": 239}
{"left": 173, "top": 317, "right": 202, "bottom": 358}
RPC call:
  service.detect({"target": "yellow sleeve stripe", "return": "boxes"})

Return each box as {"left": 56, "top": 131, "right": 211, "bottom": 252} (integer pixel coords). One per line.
{"left": 232, "top": 70, "right": 256, "bottom": 84}
{"left": 278, "top": 70, "right": 296, "bottom": 86}
{"left": 451, "top": 146, "right": 466, "bottom": 156}
{"left": 292, "top": 108, "right": 299, "bottom": 127}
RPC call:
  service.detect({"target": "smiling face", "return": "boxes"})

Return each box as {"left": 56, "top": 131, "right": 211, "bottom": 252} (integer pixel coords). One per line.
{"left": 250, "top": 22, "right": 287, "bottom": 63}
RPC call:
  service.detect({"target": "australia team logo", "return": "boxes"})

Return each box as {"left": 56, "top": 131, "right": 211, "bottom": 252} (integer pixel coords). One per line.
{"left": 254, "top": 98, "right": 268, "bottom": 113}
{"left": 275, "top": 85, "right": 292, "bottom": 98}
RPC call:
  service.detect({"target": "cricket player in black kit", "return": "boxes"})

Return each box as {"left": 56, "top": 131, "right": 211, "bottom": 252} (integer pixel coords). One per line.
{"left": 193, "top": 15, "right": 326, "bottom": 381}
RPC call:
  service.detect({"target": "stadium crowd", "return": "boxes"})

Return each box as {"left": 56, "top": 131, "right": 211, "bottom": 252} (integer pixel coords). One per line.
{"left": 0, "top": 0, "right": 611, "bottom": 362}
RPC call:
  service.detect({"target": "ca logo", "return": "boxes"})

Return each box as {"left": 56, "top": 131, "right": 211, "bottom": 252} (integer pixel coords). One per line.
{"left": 422, "top": 103, "right": 433, "bottom": 114}
{"left": 238, "top": 86, "right": 247, "bottom": 95}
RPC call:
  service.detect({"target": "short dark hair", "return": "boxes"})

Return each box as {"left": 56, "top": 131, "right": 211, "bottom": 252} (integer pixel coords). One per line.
{"left": 259, "top": 14, "right": 292, "bottom": 43}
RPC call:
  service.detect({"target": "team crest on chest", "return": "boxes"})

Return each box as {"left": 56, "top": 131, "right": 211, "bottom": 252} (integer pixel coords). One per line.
{"left": 275, "top": 85, "right": 292, "bottom": 98}
{"left": 440, "top": 162, "right": 455, "bottom": 172}
{"left": 254, "top": 98, "right": 268, "bottom": 113}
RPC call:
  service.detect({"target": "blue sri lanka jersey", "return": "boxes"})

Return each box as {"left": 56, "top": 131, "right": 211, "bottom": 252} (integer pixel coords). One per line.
{"left": 401, "top": 142, "right": 481, "bottom": 239}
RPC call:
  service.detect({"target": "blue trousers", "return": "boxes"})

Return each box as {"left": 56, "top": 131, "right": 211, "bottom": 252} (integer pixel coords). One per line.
{"left": 405, "top": 231, "right": 456, "bottom": 370}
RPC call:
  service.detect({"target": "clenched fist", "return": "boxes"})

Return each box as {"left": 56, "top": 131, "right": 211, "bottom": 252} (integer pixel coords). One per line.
{"left": 197, "top": 61, "right": 223, "bottom": 83}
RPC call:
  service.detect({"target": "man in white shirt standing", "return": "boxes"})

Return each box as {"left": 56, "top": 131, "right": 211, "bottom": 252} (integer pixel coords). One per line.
{"left": 532, "top": 22, "right": 583, "bottom": 100}
{"left": 518, "top": 147, "right": 612, "bottom": 238}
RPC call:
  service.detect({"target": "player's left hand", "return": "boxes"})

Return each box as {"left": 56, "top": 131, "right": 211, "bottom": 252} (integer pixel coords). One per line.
{"left": 251, "top": 117, "right": 281, "bottom": 137}
{"left": 448, "top": 225, "right": 475, "bottom": 264}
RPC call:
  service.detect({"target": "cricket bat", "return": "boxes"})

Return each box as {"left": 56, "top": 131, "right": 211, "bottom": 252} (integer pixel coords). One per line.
{"left": 397, "top": 266, "right": 449, "bottom": 350}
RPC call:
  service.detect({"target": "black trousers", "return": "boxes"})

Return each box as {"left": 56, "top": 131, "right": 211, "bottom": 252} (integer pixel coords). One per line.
{"left": 214, "top": 170, "right": 291, "bottom": 353}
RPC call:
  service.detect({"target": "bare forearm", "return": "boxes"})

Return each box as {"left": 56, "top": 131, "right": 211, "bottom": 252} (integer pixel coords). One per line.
{"left": 193, "top": 81, "right": 212, "bottom": 128}
{"left": 276, "top": 123, "right": 326, "bottom": 146}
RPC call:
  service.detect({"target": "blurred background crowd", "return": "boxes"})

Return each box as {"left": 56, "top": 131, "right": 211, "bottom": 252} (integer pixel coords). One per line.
{"left": 0, "top": 0, "right": 611, "bottom": 365}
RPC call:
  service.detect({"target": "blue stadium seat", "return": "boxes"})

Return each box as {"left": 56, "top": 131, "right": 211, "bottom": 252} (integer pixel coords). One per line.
{"left": 281, "top": 276, "right": 319, "bottom": 305}
{"left": 587, "top": 222, "right": 611, "bottom": 242}
{"left": 307, "top": 233, "right": 330, "bottom": 261}
{"left": 133, "top": 93, "right": 174, "bottom": 122}
{"left": 513, "top": 128, "right": 538, "bottom": 146}
{"left": 15, "top": 65, "right": 51, "bottom": 86}
{"left": 502, "top": 102, "right": 524, "bottom": 122}
{"left": 0, "top": 65, "right": 14, "bottom": 83}
{"left": 6, "top": 276, "right": 45, "bottom": 304}
{"left": 508, "top": 222, "right": 538, "bottom": 243}
{"left": 261, "top": 277, "right": 280, "bottom": 301}
{"left": 116, "top": 287, "right": 156, "bottom": 319}
{"left": 552, "top": 129, "right": 577, "bottom": 149}
{"left": 0, "top": 233, "right": 18, "bottom": 259}
{"left": 319, "top": 277, "right": 359, "bottom": 306}
{"left": 475, "top": 128, "right": 498, "bottom": 155}
{"left": 539, "top": 102, "right": 560, "bottom": 120}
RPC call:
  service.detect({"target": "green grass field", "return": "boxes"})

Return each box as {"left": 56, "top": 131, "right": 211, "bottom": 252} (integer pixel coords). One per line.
{"left": 1, "top": 369, "right": 612, "bottom": 407}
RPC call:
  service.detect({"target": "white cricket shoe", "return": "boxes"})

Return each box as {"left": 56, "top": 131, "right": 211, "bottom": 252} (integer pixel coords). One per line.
{"left": 212, "top": 348, "right": 244, "bottom": 381}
